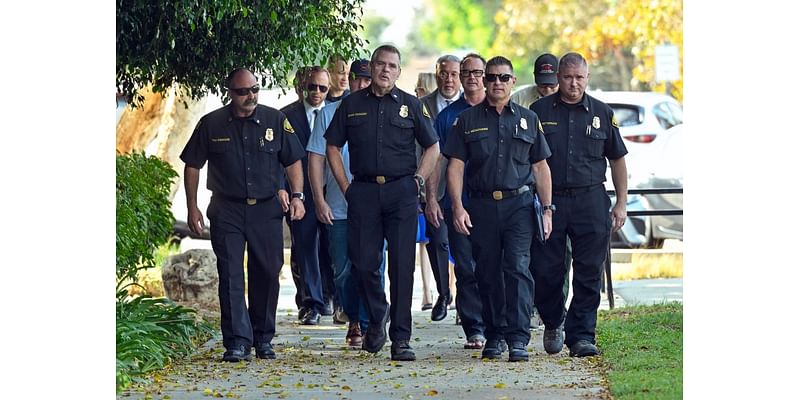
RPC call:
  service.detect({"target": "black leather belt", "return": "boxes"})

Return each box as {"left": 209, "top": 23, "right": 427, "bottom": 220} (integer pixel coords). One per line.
{"left": 214, "top": 194, "right": 271, "bottom": 205}
{"left": 353, "top": 174, "right": 408, "bottom": 184}
{"left": 552, "top": 184, "right": 601, "bottom": 196}
{"left": 470, "top": 185, "right": 530, "bottom": 200}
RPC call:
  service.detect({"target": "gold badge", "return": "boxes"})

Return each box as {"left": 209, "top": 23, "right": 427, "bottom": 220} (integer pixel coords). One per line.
{"left": 519, "top": 117, "right": 528, "bottom": 130}
{"left": 265, "top": 128, "right": 274, "bottom": 141}
{"left": 399, "top": 105, "right": 409, "bottom": 118}
{"left": 592, "top": 116, "right": 600, "bottom": 129}
{"left": 283, "top": 119, "right": 295, "bottom": 134}
{"left": 421, "top": 104, "right": 431, "bottom": 118}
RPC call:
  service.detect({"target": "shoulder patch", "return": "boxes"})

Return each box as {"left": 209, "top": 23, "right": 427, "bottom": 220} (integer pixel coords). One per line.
{"left": 283, "top": 119, "right": 295, "bottom": 134}
{"left": 611, "top": 115, "right": 619, "bottom": 128}
{"left": 422, "top": 103, "right": 431, "bottom": 119}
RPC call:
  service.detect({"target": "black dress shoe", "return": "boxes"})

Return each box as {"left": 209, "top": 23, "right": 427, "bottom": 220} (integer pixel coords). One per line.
{"left": 569, "top": 340, "right": 600, "bottom": 357}
{"left": 362, "top": 309, "right": 389, "bottom": 353}
{"left": 222, "top": 344, "right": 252, "bottom": 362}
{"left": 254, "top": 342, "right": 276, "bottom": 359}
{"left": 298, "top": 307, "right": 310, "bottom": 321}
{"left": 481, "top": 339, "right": 504, "bottom": 359}
{"left": 508, "top": 341, "right": 529, "bottom": 362}
{"left": 321, "top": 299, "right": 334, "bottom": 316}
{"left": 301, "top": 309, "right": 321, "bottom": 325}
{"left": 390, "top": 340, "right": 416, "bottom": 361}
{"left": 431, "top": 295, "right": 450, "bottom": 322}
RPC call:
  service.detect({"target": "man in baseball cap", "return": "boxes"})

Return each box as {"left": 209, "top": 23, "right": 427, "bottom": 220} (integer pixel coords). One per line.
{"left": 510, "top": 52, "right": 560, "bottom": 108}
{"left": 350, "top": 59, "right": 371, "bottom": 80}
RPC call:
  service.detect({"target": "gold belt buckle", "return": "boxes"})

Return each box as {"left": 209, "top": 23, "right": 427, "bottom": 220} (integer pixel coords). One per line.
{"left": 376, "top": 175, "right": 386, "bottom": 184}
{"left": 492, "top": 191, "right": 503, "bottom": 200}
{"left": 246, "top": 198, "right": 257, "bottom": 205}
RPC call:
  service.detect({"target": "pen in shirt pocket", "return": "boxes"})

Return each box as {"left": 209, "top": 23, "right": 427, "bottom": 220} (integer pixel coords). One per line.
{"left": 585, "top": 125, "right": 591, "bottom": 136}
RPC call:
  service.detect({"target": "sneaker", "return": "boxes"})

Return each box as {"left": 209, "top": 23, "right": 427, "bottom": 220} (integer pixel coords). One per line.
{"left": 333, "top": 306, "right": 349, "bottom": 324}
{"left": 569, "top": 340, "right": 600, "bottom": 357}
{"left": 508, "top": 341, "right": 529, "bottom": 362}
{"left": 543, "top": 323, "right": 564, "bottom": 354}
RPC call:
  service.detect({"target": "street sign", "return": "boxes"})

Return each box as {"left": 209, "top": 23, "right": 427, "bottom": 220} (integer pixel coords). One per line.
{"left": 655, "top": 44, "right": 680, "bottom": 82}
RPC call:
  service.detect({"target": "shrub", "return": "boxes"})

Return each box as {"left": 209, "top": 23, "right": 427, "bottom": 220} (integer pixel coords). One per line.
{"left": 116, "top": 152, "right": 211, "bottom": 392}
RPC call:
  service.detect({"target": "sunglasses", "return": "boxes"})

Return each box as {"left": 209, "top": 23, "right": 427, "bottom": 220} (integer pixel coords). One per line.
{"left": 485, "top": 73, "right": 513, "bottom": 82}
{"left": 230, "top": 86, "right": 260, "bottom": 96}
{"left": 460, "top": 69, "right": 485, "bottom": 78}
{"left": 306, "top": 84, "right": 329, "bottom": 93}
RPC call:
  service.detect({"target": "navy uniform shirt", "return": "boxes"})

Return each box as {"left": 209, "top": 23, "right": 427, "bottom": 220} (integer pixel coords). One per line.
{"left": 325, "top": 86, "right": 438, "bottom": 177}
{"left": 442, "top": 99, "right": 551, "bottom": 192}
{"left": 180, "top": 104, "right": 306, "bottom": 199}
{"left": 531, "top": 93, "right": 628, "bottom": 189}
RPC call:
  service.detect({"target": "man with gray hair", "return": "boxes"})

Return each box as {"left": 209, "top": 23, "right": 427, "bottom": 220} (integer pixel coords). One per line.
{"left": 419, "top": 54, "right": 461, "bottom": 322}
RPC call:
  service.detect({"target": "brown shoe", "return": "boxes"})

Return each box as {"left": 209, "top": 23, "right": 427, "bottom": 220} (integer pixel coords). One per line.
{"left": 346, "top": 322, "right": 363, "bottom": 347}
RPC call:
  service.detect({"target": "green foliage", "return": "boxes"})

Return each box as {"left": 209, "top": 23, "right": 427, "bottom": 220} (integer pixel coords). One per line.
{"left": 597, "top": 303, "right": 683, "bottom": 399}
{"left": 117, "top": 0, "right": 367, "bottom": 107}
{"left": 416, "top": 0, "right": 500, "bottom": 55}
{"left": 116, "top": 151, "right": 178, "bottom": 287}
{"left": 116, "top": 289, "right": 214, "bottom": 392}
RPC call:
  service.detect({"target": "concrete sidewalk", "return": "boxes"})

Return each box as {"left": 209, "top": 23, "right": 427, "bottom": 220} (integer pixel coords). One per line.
{"left": 121, "top": 246, "right": 617, "bottom": 399}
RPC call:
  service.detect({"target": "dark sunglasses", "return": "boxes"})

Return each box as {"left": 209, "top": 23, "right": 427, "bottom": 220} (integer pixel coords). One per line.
{"left": 229, "top": 86, "right": 260, "bottom": 96}
{"left": 460, "top": 69, "right": 485, "bottom": 78}
{"left": 306, "top": 84, "right": 329, "bottom": 93}
{"left": 485, "top": 73, "right": 513, "bottom": 82}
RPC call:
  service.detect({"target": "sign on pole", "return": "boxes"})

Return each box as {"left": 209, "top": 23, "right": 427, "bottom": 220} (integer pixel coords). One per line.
{"left": 655, "top": 44, "right": 680, "bottom": 83}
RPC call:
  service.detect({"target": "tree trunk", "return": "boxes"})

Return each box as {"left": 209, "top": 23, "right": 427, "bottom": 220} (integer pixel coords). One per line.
{"left": 116, "top": 85, "right": 207, "bottom": 200}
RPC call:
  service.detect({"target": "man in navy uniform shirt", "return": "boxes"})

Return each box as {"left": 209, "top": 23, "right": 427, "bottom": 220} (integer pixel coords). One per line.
{"left": 180, "top": 68, "right": 307, "bottom": 362}
{"left": 443, "top": 56, "right": 553, "bottom": 362}
{"left": 530, "top": 52, "right": 628, "bottom": 357}
{"left": 325, "top": 44, "right": 440, "bottom": 361}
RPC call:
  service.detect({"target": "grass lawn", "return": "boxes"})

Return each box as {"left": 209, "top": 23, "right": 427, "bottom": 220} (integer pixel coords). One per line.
{"left": 596, "top": 302, "right": 683, "bottom": 399}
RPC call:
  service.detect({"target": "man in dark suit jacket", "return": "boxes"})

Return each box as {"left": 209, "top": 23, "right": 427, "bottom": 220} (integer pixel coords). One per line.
{"left": 418, "top": 55, "right": 461, "bottom": 322}
{"left": 280, "top": 67, "right": 331, "bottom": 325}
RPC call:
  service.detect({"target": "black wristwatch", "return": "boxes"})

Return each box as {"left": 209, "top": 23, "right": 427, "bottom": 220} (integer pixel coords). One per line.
{"left": 291, "top": 192, "right": 305, "bottom": 202}
{"left": 543, "top": 204, "right": 556, "bottom": 212}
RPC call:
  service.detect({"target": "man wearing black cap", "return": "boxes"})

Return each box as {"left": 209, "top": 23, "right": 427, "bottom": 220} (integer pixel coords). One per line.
{"left": 307, "top": 58, "right": 385, "bottom": 348}
{"left": 510, "top": 53, "right": 560, "bottom": 108}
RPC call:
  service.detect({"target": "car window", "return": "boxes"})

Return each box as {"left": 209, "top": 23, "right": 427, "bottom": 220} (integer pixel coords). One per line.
{"left": 667, "top": 102, "right": 683, "bottom": 125}
{"left": 609, "top": 104, "right": 643, "bottom": 127}
{"left": 653, "top": 102, "right": 681, "bottom": 130}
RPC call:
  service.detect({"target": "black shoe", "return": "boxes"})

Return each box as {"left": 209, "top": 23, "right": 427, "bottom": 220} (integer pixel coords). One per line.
{"left": 569, "top": 340, "right": 600, "bottom": 357}
{"left": 222, "top": 344, "right": 252, "bottom": 362}
{"left": 481, "top": 339, "right": 504, "bottom": 359}
{"left": 543, "top": 323, "right": 565, "bottom": 354}
{"left": 301, "top": 309, "right": 321, "bottom": 325}
{"left": 254, "top": 342, "right": 276, "bottom": 359}
{"left": 390, "top": 340, "right": 416, "bottom": 361}
{"left": 431, "top": 294, "right": 450, "bottom": 321}
{"left": 362, "top": 309, "right": 389, "bottom": 353}
{"left": 298, "top": 307, "right": 310, "bottom": 321}
{"left": 508, "top": 341, "right": 529, "bottom": 362}
{"left": 321, "top": 299, "right": 334, "bottom": 316}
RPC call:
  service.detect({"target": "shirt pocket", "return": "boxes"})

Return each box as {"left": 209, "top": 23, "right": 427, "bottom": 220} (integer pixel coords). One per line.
{"left": 389, "top": 115, "right": 416, "bottom": 147}
{"left": 511, "top": 129, "right": 535, "bottom": 164}
{"left": 464, "top": 131, "right": 490, "bottom": 162}
{"left": 542, "top": 126, "right": 559, "bottom": 154}
{"left": 586, "top": 127, "right": 607, "bottom": 158}
{"left": 259, "top": 136, "right": 282, "bottom": 154}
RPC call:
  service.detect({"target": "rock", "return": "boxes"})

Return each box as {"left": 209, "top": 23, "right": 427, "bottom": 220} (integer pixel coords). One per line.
{"left": 162, "top": 249, "right": 219, "bottom": 308}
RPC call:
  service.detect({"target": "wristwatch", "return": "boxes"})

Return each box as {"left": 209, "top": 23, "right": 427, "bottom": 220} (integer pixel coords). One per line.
{"left": 291, "top": 192, "right": 305, "bottom": 202}
{"left": 543, "top": 204, "right": 556, "bottom": 212}
{"left": 413, "top": 174, "right": 425, "bottom": 189}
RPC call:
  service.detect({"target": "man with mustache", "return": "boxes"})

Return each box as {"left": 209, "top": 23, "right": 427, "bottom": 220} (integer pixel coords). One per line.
{"left": 325, "top": 44, "right": 440, "bottom": 361}
{"left": 180, "top": 68, "right": 306, "bottom": 362}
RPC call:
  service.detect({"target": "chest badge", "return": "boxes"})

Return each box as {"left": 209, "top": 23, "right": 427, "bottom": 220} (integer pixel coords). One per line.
{"left": 265, "top": 128, "right": 274, "bottom": 142}
{"left": 592, "top": 116, "right": 600, "bottom": 129}
{"left": 399, "top": 105, "right": 409, "bottom": 118}
{"left": 519, "top": 117, "right": 528, "bottom": 130}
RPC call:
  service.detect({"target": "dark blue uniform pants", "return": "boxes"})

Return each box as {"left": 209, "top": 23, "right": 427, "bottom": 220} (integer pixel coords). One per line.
{"left": 287, "top": 202, "right": 326, "bottom": 313}
{"left": 443, "top": 207, "right": 485, "bottom": 338}
{"left": 208, "top": 196, "right": 284, "bottom": 350}
{"left": 346, "top": 176, "right": 418, "bottom": 342}
{"left": 531, "top": 185, "right": 611, "bottom": 346}
{"left": 468, "top": 191, "right": 534, "bottom": 344}
{"left": 423, "top": 211, "right": 451, "bottom": 300}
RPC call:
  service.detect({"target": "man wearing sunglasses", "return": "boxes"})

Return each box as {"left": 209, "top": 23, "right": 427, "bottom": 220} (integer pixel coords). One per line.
{"left": 280, "top": 67, "right": 332, "bottom": 326}
{"left": 325, "top": 44, "right": 440, "bottom": 361}
{"left": 180, "top": 68, "right": 307, "bottom": 362}
{"left": 529, "top": 52, "right": 628, "bottom": 358}
{"left": 443, "top": 56, "right": 553, "bottom": 362}
{"left": 510, "top": 53, "right": 560, "bottom": 109}
{"left": 427, "top": 53, "right": 490, "bottom": 350}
